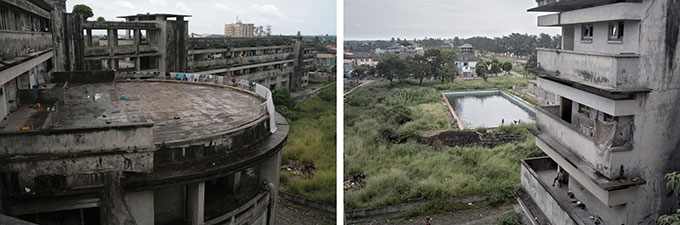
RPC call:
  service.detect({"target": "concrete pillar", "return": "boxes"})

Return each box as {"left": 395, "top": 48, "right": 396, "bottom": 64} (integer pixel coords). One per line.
{"left": 135, "top": 57, "right": 141, "bottom": 71}
{"left": 227, "top": 172, "right": 242, "bottom": 194}
{"left": 86, "top": 29, "right": 92, "bottom": 47}
{"left": 187, "top": 182, "right": 205, "bottom": 225}
{"left": 259, "top": 151, "right": 281, "bottom": 225}
{"left": 124, "top": 190, "right": 155, "bottom": 225}
{"left": 108, "top": 29, "right": 116, "bottom": 47}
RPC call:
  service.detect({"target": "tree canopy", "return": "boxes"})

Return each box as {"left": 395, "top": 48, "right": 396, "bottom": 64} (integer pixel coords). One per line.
{"left": 96, "top": 16, "right": 105, "bottom": 21}
{"left": 72, "top": 4, "right": 93, "bottom": 20}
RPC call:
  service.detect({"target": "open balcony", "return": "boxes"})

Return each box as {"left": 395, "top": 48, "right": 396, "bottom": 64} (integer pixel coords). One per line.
{"left": 535, "top": 48, "right": 646, "bottom": 92}
{"left": 520, "top": 157, "right": 598, "bottom": 225}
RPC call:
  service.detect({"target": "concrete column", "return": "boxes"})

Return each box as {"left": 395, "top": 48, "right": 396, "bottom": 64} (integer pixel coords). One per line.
{"left": 86, "top": 29, "right": 92, "bottom": 47}
{"left": 259, "top": 151, "right": 282, "bottom": 225}
{"left": 135, "top": 57, "right": 141, "bottom": 71}
{"left": 124, "top": 191, "right": 155, "bottom": 225}
{"left": 227, "top": 172, "right": 242, "bottom": 194}
{"left": 107, "top": 29, "right": 116, "bottom": 47}
{"left": 187, "top": 182, "right": 205, "bottom": 225}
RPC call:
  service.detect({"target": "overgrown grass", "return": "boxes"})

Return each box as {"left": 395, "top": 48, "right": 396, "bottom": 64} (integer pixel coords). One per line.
{"left": 344, "top": 77, "right": 543, "bottom": 209}
{"left": 280, "top": 86, "right": 336, "bottom": 204}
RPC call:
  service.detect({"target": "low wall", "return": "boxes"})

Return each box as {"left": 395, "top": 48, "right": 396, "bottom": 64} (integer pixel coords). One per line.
{"left": 0, "top": 122, "right": 154, "bottom": 156}
{"left": 279, "top": 191, "right": 336, "bottom": 213}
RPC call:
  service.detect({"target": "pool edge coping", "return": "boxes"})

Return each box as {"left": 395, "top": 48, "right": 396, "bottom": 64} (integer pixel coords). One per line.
{"left": 441, "top": 89, "right": 536, "bottom": 130}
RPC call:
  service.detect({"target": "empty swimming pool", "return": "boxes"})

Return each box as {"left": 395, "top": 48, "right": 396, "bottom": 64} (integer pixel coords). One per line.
{"left": 444, "top": 90, "right": 535, "bottom": 129}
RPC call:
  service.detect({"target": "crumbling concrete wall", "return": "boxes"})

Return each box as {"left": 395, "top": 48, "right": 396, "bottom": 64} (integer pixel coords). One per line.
{"left": 164, "top": 20, "right": 188, "bottom": 72}
{"left": 51, "top": 11, "right": 84, "bottom": 72}
{"left": 0, "top": 33, "right": 52, "bottom": 62}
{"left": 0, "top": 123, "right": 153, "bottom": 155}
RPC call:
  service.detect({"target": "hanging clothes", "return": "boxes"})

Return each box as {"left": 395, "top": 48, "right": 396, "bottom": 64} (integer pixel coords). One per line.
{"left": 218, "top": 76, "right": 224, "bottom": 84}
{"left": 178, "top": 73, "right": 185, "bottom": 80}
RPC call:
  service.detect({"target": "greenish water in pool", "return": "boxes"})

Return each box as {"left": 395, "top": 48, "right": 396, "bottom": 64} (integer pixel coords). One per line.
{"left": 447, "top": 94, "right": 535, "bottom": 129}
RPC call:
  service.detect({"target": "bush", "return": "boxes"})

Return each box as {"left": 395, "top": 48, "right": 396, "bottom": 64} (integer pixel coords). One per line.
{"left": 497, "top": 212, "right": 522, "bottom": 225}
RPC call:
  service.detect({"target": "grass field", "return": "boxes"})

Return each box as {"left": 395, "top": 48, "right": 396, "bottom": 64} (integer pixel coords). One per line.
{"left": 344, "top": 76, "right": 543, "bottom": 209}
{"left": 279, "top": 86, "right": 337, "bottom": 204}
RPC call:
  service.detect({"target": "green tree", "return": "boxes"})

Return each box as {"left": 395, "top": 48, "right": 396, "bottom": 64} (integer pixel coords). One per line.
{"left": 476, "top": 62, "right": 488, "bottom": 81}
{"left": 659, "top": 172, "right": 680, "bottom": 225}
{"left": 377, "top": 55, "right": 405, "bottom": 86}
{"left": 407, "top": 55, "right": 430, "bottom": 86}
{"left": 436, "top": 48, "right": 459, "bottom": 83}
{"left": 352, "top": 67, "right": 367, "bottom": 78}
{"left": 526, "top": 54, "right": 538, "bottom": 70}
{"left": 502, "top": 62, "right": 513, "bottom": 74}
{"left": 96, "top": 16, "right": 105, "bottom": 21}
{"left": 72, "top": 4, "right": 94, "bottom": 20}
{"left": 490, "top": 62, "right": 502, "bottom": 75}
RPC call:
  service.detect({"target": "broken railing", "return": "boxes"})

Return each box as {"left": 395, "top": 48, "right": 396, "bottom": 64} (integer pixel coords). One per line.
{"left": 115, "top": 71, "right": 277, "bottom": 134}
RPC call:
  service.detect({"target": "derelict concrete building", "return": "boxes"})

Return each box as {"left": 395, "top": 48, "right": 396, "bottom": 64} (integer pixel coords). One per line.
{"left": 0, "top": 0, "right": 290, "bottom": 225}
{"left": 53, "top": 10, "right": 315, "bottom": 92}
{"left": 517, "top": 0, "right": 680, "bottom": 224}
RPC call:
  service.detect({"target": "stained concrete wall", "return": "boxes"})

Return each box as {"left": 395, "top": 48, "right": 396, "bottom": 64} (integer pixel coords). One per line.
{"left": 51, "top": 12, "right": 84, "bottom": 72}
{"left": 0, "top": 32, "right": 52, "bottom": 61}
{"left": 124, "top": 190, "right": 155, "bottom": 225}
{"left": 154, "top": 185, "right": 186, "bottom": 224}
{"left": 572, "top": 21, "right": 640, "bottom": 54}
{"left": 520, "top": 162, "right": 578, "bottom": 225}
{"left": 0, "top": 123, "right": 153, "bottom": 155}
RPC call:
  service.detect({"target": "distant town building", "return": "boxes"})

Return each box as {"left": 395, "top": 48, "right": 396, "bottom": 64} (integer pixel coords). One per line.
{"left": 454, "top": 44, "right": 480, "bottom": 78}
{"left": 347, "top": 52, "right": 377, "bottom": 67}
{"left": 225, "top": 22, "right": 255, "bottom": 38}
{"left": 459, "top": 43, "right": 474, "bottom": 54}
{"left": 516, "top": 0, "right": 680, "bottom": 224}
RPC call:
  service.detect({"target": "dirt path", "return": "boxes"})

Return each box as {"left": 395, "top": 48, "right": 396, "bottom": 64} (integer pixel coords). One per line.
{"left": 276, "top": 196, "right": 335, "bottom": 225}
{"left": 348, "top": 205, "right": 514, "bottom": 225}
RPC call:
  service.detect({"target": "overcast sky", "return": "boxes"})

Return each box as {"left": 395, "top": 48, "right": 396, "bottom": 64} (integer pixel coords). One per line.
{"left": 345, "top": 0, "right": 560, "bottom": 40}
{"left": 66, "top": 0, "right": 336, "bottom": 36}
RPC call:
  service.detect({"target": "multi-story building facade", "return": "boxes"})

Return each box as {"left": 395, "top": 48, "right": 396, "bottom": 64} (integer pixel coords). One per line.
{"left": 0, "top": 0, "right": 54, "bottom": 124}
{"left": 517, "top": 0, "right": 680, "bottom": 224}
{"left": 55, "top": 12, "right": 311, "bottom": 92}
{"left": 0, "top": 1, "right": 290, "bottom": 225}
{"left": 225, "top": 22, "right": 255, "bottom": 38}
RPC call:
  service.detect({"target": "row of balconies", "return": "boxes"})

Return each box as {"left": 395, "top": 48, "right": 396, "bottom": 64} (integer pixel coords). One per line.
{"left": 188, "top": 53, "right": 295, "bottom": 71}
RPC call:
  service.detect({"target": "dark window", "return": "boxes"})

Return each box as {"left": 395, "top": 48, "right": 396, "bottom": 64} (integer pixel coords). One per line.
{"left": 582, "top": 24, "right": 593, "bottom": 40}
{"left": 608, "top": 21, "right": 624, "bottom": 40}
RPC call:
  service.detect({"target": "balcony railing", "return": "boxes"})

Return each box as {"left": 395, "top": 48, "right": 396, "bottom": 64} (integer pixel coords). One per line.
{"left": 536, "top": 48, "right": 644, "bottom": 91}
{"left": 520, "top": 157, "right": 597, "bottom": 225}
{"left": 0, "top": 31, "right": 52, "bottom": 61}
{"left": 536, "top": 105, "right": 634, "bottom": 179}
{"left": 205, "top": 192, "right": 270, "bottom": 225}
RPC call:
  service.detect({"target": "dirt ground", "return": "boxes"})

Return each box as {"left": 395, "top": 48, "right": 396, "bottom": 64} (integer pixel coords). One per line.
{"left": 348, "top": 204, "right": 514, "bottom": 225}
{"left": 276, "top": 196, "right": 335, "bottom": 225}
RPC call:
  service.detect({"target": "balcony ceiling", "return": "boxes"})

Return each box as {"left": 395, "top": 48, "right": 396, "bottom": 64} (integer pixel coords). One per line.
{"left": 529, "top": 0, "right": 613, "bottom": 12}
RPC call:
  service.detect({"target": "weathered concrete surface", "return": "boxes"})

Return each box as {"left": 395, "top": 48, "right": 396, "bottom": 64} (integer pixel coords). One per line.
{"left": 537, "top": 48, "right": 643, "bottom": 90}
{"left": 51, "top": 11, "right": 85, "bottom": 72}
{"left": 0, "top": 32, "right": 52, "bottom": 62}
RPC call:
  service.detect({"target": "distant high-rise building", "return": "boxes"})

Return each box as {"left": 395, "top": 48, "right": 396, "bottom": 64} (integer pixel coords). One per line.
{"left": 225, "top": 22, "right": 255, "bottom": 38}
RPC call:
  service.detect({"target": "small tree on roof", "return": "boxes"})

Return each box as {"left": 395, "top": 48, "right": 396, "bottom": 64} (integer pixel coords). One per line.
{"left": 72, "top": 4, "right": 94, "bottom": 21}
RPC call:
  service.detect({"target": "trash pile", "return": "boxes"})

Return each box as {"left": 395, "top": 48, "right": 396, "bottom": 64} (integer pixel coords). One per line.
{"left": 281, "top": 160, "right": 315, "bottom": 179}
{"left": 343, "top": 173, "right": 366, "bottom": 191}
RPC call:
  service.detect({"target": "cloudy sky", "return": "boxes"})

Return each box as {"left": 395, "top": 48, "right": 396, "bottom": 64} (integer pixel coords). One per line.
{"left": 345, "top": 0, "right": 560, "bottom": 40}
{"left": 66, "top": 0, "right": 336, "bottom": 36}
